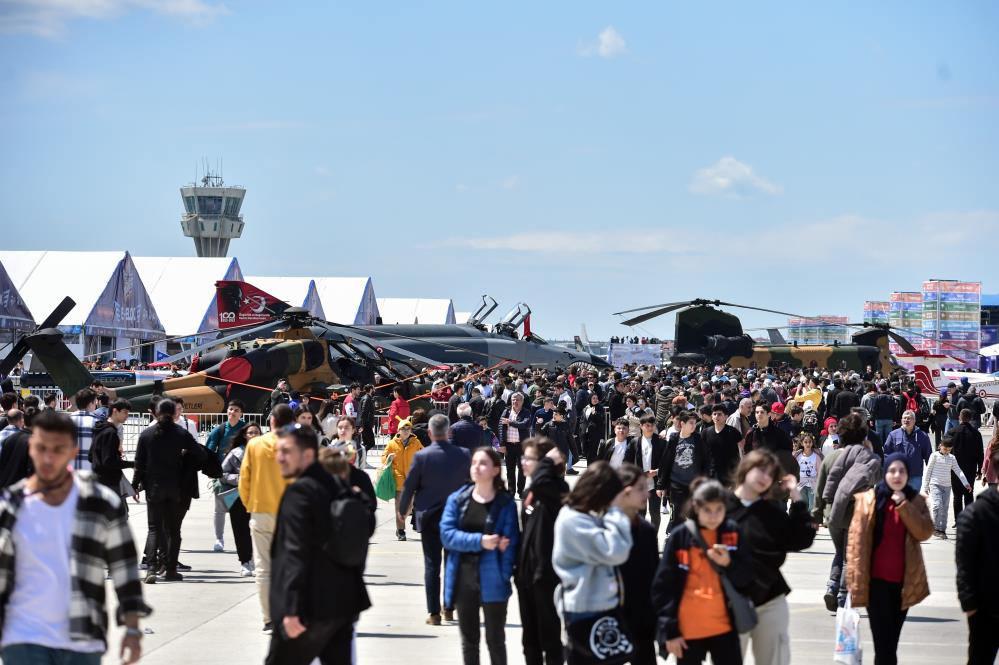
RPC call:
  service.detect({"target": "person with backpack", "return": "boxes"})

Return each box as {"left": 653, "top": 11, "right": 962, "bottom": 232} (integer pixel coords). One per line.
{"left": 440, "top": 447, "right": 520, "bottom": 665}
{"left": 651, "top": 478, "right": 751, "bottom": 665}
{"left": 266, "top": 423, "right": 372, "bottom": 665}
{"left": 822, "top": 413, "right": 883, "bottom": 610}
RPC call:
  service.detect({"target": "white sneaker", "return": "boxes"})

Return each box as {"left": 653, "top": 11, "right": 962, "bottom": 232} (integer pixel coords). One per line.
{"left": 213, "top": 540, "right": 224, "bottom": 553}
{"left": 240, "top": 563, "right": 254, "bottom": 577}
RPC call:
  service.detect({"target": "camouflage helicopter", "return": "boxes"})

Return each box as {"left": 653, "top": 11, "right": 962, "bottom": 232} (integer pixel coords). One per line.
{"left": 613, "top": 299, "right": 915, "bottom": 376}
{"left": 1, "top": 282, "right": 605, "bottom": 414}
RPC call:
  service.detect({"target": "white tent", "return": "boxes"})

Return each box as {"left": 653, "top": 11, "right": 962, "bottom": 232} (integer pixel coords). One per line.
{"left": 312, "top": 277, "right": 379, "bottom": 325}
{"left": 134, "top": 256, "right": 243, "bottom": 338}
{"left": 454, "top": 311, "right": 472, "bottom": 325}
{"left": 246, "top": 276, "right": 324, "bottom": 318}
{"left": 980, "top": 343, "right": 999, "bottom": 357}
{"left": 0, "top": 250, "right": 164, "bottom": 359}
{"left": 376, "top": 298, "right": 456, "bottom": 325}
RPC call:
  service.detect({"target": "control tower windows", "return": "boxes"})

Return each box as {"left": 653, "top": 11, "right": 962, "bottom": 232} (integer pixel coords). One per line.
{"left": 184, "top": 196, "right": 196, "bottom": 213}
{"left": 223, "top": 197, "right": 242, "bottom": 216}
{"left": 197, "top": 196, "right": 223, "bottom": 215}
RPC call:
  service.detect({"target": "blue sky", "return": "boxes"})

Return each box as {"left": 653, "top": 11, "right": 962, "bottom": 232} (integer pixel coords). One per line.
{"left": 1, "top": 2, "right": 997, "bottom": 339}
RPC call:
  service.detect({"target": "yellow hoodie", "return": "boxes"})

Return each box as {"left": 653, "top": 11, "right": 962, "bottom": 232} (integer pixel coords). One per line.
{"left": 238, "top": 431, "right": 291, "bottom": 514}
{"left": 382, "top": 433, "right": 424, "bottom": 487}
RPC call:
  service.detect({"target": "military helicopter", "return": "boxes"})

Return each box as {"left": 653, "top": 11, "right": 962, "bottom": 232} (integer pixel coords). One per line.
{"left": 2, "top": 282, "right": 606, "bottom": 414}
{"left": 613, "top": 299, "right": 917, "bottom": 376}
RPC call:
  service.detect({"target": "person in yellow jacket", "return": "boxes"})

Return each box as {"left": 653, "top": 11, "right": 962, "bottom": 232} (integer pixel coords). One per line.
{"left": 382, "top": 418, "right": 423, "bottom": 540}
{"left": 792, "top": 376, "right": 823, "bottom": 412}
{"left": 238, "top": 404, "right": 295, "bottom": 634}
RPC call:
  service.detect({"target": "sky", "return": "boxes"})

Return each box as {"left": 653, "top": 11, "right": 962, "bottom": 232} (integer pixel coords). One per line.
{"left": 1, "top": 1, "right": 997, "bottom": 340}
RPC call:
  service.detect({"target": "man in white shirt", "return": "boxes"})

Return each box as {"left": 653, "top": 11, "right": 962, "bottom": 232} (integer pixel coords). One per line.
{"left": 634, "top": 415, "right": 665, "bottom": 532}
{"left": 0, "top": 409, "right": 149, "bottom": 664}
{"left": 598, "top": 418, "right": 636, "bottom": 469}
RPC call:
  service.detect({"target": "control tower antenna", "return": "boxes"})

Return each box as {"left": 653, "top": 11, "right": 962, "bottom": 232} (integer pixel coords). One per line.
{"left": 179, "top": 160, "right": 245, "bottom": 257}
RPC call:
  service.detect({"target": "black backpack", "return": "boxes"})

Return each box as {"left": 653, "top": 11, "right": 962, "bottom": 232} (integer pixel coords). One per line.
{"left": 325, "top": 490, "right": 372, "bottom": 568}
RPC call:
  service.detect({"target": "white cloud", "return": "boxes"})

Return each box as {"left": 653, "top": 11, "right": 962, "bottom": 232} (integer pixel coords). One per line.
{"left": 0, "top": 0, "right": 227, "bottom": 38}
{"left": 441, "top": 230, "right": 699, "bottom": 256}
{"left": 578, "top": 26, "right": 627, "bottom": 59}
{"left": 689, "top": 156, "right": 782, "bottom": 197}
{"left": 500, "top": 175, "right": 520, "bottom": 190}
{"left": 437, "top": 211, "right": 999, "bottom": 263}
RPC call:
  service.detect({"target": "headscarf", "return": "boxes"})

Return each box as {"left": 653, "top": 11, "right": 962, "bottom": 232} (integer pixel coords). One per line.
{"left": 873, "top": 452, "right": 917, "bottom": 550}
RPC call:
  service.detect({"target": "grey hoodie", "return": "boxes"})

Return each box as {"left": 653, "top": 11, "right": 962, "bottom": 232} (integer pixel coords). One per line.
{"left": 552, "top": 506, "right": 633, "bottom": 613}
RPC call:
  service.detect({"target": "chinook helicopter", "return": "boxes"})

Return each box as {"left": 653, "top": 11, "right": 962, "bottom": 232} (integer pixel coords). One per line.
{"left": 613, "top": 299, "right": 912, "bottom": 376}
{"left": 2, "top": 282, "right": 606, "bottom": 414}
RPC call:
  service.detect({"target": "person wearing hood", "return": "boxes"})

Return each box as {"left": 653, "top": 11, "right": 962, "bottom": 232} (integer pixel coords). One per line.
{"left": 846, "top": 453, "right": 933, "bottom": 665}
{"left": 516, "top": 438, "right": 569, "bottom": 665}
{"left": 382, "top": 418, "right": 424, "bottom": 541}
{"left": 955, "top": 445, "right": 999, "bottom": 665}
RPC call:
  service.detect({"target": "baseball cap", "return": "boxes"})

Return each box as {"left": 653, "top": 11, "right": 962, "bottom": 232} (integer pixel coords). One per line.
{"left": 771, "top": 402, "right": 786, "bottom": 415}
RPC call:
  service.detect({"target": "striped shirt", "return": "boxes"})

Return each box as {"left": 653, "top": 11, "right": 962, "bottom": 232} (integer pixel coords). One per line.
{"left": 922, "top": 451, "right": 970, "bottom": 491}
{"left": 0, "top": 471, "right": 151, "bottom": 646}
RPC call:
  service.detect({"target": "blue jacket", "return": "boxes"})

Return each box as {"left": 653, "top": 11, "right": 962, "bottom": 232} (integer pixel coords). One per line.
{"left": 206, "top": 419, "right": 246, "bottom": 462}
{"left": 883, "top": 426, "right": 932, "bottom": 479}
{"left": 440, "top": 484, "right": 520, "bottom": 607}
{"left": 449, "top": 418, "right": 485, "bottom": 451}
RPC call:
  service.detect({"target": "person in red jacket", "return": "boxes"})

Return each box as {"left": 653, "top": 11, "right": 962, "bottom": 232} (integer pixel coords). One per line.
{"left": 387, "top": 386, "right": 411, "bottom": 437}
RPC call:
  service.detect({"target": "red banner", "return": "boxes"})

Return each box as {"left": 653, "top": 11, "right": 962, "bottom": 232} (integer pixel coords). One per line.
{"left": 215, "top": 281, "right": 288, "bottom": 329}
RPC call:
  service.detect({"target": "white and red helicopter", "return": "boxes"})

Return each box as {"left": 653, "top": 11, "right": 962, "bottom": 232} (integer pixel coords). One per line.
{"left": 897, "top": 351, "right": 999, "bottom": 400}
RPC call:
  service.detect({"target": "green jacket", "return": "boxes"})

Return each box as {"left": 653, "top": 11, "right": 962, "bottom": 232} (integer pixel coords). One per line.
{"left": 206, "top": 419, "right": 246, "bottom": 462}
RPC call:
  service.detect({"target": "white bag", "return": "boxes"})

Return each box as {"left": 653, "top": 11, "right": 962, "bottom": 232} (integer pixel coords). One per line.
{"left": 833, "top": 593, "right": 863, "bottom": 664}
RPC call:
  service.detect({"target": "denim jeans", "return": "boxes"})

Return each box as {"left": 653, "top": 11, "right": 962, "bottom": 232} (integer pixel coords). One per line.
{"left": 945, "top": 418, "right": 960, "bottom": 435}
{"left": 875, "top": 419, "right": 894, "bottom": 445}
{"left": 929, "top": 484, "right": 952, "bottom": 532}
{"left": 799, "top": 486, "right": 815, "bottom": 513}
{"left": 1, "top": 644, "right": 102, "bottom": 665}
{"left": 907, "top": 476, "right": 922, "bottom": 493}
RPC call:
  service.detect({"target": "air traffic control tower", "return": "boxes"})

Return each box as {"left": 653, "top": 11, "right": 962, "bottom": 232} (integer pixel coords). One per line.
{"left": 179, "top": 173, "right": 246, "bottom": 257}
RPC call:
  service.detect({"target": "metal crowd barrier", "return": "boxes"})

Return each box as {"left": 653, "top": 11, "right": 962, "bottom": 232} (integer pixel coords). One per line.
{"left": 120, "top": 412, "right": 270, "bottom": 461}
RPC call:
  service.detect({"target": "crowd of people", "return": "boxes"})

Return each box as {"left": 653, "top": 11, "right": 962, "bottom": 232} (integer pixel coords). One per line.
{"left": 0, "top": 357, "right": 995, "bottom": 664}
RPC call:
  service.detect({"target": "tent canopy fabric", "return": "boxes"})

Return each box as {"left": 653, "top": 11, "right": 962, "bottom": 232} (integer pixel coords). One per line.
{"left": 453, "top": 311, "right": 472, "bottom": 325}
{"left": 0, "top": 250, "right": 164, "bottom": 340}
{"left": 980, "top": 343, "right": 999, "bottom": 357}
{"left": 313, "top": 277, "right": 379, "bottom": 325}
{"left": 376, "top": 298, "right": 456, "bottom": 325}
{"left": 134, "top": 256, "right": 243, "bottom": 337}
{"left": 0, "top": 260, "right": 34, "bottom": 331}
{"left": 245, "top": 276, "right": 324, "bottom": 319}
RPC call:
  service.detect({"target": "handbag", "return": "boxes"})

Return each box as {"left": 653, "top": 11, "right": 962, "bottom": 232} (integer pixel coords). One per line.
{"left": 563, "top": 572, "right": 635, "bottom": 665}
{"left": 833, "top": 593, "right": 863, "bottom": 664}
{"left": 218, "top": 486, "right": 240, "bottom": 511}
{"left": 374, "top": 454, "right": 397, "bottom": 502}
{"left": 684, "top": 520, "right": 758, "bottom": 634}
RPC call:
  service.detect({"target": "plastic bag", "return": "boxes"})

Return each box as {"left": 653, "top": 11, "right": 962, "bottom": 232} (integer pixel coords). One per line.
{"left": 833, "top": 593, "right": 863, "bottom": 664}
{"left": 374, "top": 454, "right": 397, "bottom": 502}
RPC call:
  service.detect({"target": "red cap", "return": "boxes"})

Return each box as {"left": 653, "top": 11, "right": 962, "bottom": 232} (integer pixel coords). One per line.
{"left": 770, "top": 402, "right": 786, "bottom": 415}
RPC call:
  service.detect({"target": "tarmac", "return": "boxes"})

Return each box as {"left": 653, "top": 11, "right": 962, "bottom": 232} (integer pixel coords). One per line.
{"left": 102, "top": 457, "right": 979, "bottom": 665}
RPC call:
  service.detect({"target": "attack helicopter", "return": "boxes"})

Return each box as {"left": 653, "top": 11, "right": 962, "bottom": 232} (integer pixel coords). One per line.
{"left": 613, "top": 299, "right": 913, "bottom": 376}
{"left": 2, "top": 282, "right": 606, "bottom": 414}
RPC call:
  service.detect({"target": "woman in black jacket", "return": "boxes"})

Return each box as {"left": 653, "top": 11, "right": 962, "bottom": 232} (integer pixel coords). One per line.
{"left": 516, "top": 438, "right": 568, "bottom": 665}
{"left": 133, "top": 399, "right": 205, "bottom": 582}
{"left": 616, "top": 463, "right": 660, "bottom": 665}
{"left": 726, "top": 449, "right": 816, "bottom": 665}
{"left": 582, "top": 393, "right": 605, "bottom": 465}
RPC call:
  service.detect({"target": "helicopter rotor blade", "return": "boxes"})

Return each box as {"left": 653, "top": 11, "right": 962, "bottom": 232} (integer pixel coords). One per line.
{"left": 613, "top": 301, "right": 693, "bottom": 317}
{"left": 0, "top": 297, "right": 77, "bottom": 377}
{"left": 313, "top": 321, "right": 446, "bottom": 369}
{"left": 619, "top": 303, "right": 693, "bottom": 327}
{"left": 158, "top": 319, "right": 286, "bottom": 364}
